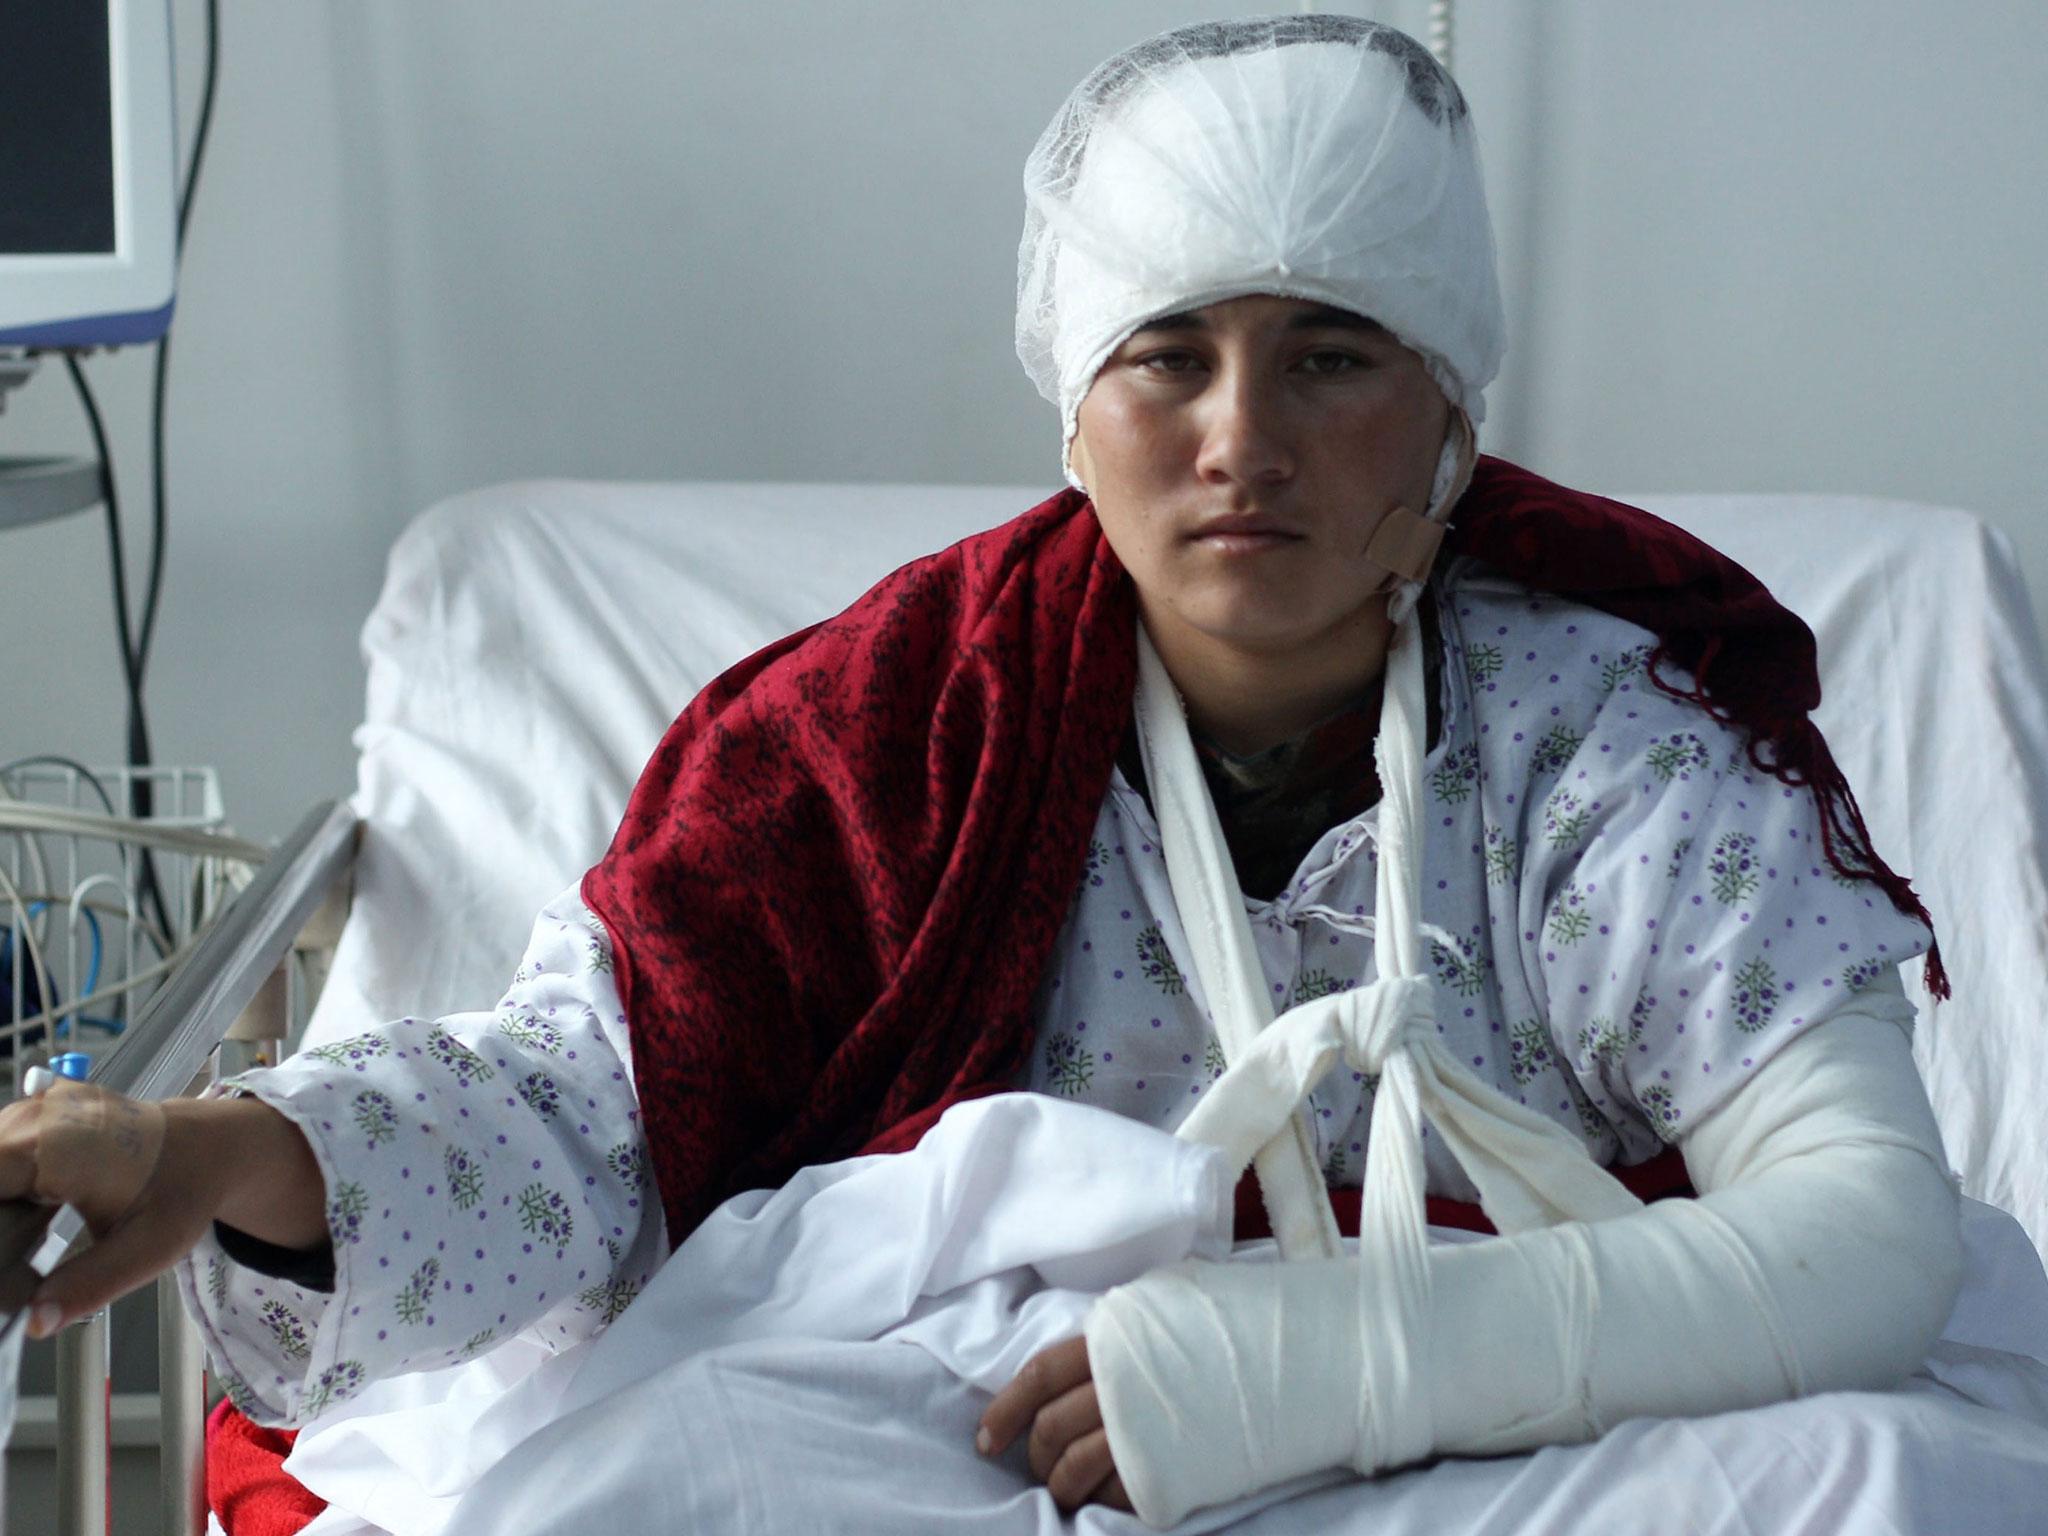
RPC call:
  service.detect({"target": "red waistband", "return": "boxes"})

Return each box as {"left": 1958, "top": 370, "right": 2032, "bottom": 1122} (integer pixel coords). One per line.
{"left": 1232, "top": 1144, "right": 1695, "bottom": 1242}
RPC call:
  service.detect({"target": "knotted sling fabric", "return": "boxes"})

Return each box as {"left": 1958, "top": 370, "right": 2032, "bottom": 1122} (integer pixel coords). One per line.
{"left": 580, "top": 457, "right": 1945, "bottom": 1253}
{"left": 1129, "top": 577, "right": 1641, "bottom": 1500}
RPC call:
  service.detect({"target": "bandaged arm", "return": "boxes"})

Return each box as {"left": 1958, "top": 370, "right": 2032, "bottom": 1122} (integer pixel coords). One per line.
{"left": 1086, "top": 976, "right": 1965, "bottom": 1528}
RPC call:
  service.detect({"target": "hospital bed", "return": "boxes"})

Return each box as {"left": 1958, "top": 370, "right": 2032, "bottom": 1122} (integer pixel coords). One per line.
{"left": 13, "top": 477, "right": 2048, "bottom": 1534}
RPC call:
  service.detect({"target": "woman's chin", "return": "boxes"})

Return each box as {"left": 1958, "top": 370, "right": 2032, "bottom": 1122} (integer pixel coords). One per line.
{"left": 1174, "top": 602, "right": 1333, "bottom": 656}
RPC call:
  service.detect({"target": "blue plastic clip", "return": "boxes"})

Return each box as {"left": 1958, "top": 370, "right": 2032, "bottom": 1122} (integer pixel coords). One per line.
{"left": 50, "top": 1052, "right": 92, "bottom": 1081}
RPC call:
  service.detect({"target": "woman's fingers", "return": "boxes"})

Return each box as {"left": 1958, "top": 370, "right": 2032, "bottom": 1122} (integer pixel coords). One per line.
{"left": 0, "top": 1098, "right": 64, "bottom": 1318}
{"left": 0, "top": 1094, "right": 51, "bottom": 1204}
{"left": 30, "top": 1205, "right": 202, "bottom": 1335}
{"left": 33, "top": 1104, "right": 224, "bottom": 1334}
{"left": 981, "top": 1338, "right": 1130, "bottom": 1513}
{"left": 979, "top": 1334, "right": 1092, "bottom": 1455}
{"left": 0, "top": 1087, "right": 250, "bottom": 1336}
{"left": 1044, "top": 1425, "right": 1118, "bottom": 1512}
{"left": 1026, "top": 1380, "right": 1103, "bottom": 1483}
{"left": 0, "top": 1202, "right": 56, "bottom": 1315}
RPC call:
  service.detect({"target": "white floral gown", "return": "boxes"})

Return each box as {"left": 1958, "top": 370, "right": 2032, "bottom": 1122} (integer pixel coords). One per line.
{"left": 179, "top": 558, "right": 1929, "bottom": 1425}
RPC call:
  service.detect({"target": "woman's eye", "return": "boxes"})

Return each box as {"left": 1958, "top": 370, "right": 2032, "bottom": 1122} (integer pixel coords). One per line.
{"left": 1135, "top": 349, "right": 1205, "bottom": 377}
{"left": 1299, "top": 348, "right": 1367, "bottom": 375}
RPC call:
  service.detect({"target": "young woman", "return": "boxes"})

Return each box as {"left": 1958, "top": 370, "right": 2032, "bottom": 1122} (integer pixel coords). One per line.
{"left": 0, "top": 17, "right": 1968, "bottom": 1530}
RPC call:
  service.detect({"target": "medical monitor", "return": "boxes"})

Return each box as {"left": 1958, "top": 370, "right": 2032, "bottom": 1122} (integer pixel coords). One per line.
{"left": 0, "top": 0, "right": 179, "bottom": 348}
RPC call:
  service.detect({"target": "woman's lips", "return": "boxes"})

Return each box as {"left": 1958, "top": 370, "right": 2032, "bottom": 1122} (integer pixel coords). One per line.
{"left": 1193, "top": 531, "right": 1302, "bottom": 553}
{"left": 1187, "top": 520, "right": 1310, "bottom": 557}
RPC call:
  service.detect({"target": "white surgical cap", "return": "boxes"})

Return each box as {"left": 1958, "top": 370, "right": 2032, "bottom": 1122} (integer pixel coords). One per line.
{"left": 1016, "top": 16, "right": 1506, "bottom": 487}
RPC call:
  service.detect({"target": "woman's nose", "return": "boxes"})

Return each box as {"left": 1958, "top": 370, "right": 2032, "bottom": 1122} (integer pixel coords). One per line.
{"left": 1193, "top": 371, "right": 1293, "bottom": 488}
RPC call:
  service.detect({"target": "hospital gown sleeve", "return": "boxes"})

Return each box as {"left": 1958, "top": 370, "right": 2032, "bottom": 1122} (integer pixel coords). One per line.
{"left": 173, "top": 888, "right": 666, "bottom": 1428}
{"left": 1522, "top": 692, "right": 1934, "bottom": 1149}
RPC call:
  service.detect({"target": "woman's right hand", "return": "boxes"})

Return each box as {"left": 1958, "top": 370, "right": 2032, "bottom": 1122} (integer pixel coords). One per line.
{"left": 0, "top": 1081, "right": 327, "bottom": 1338}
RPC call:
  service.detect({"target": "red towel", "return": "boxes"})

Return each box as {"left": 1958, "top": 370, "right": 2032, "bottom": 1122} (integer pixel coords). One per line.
{"left": 206, "top": 1398, "right": 323, "bottom": 1534}
{"left": 1233, "top": 1145, "right": 1698, "bottom": 1244}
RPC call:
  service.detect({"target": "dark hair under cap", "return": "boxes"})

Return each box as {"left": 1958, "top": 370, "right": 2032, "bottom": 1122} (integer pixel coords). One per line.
{"left": 1079, "top": 15, "right": 1467, "bottom": 128}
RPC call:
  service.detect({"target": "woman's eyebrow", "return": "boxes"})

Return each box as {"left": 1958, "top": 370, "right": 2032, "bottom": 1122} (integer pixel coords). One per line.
{"left": 1129, "top": 305, "right": 1387, "bottom": 336}
{"left": 1287, "top": 305, "right": 1385, "bottom": 332}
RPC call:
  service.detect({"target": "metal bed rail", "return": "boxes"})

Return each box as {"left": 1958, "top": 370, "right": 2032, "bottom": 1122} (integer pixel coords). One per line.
{"left": 0, "top": 800, "right": 357, "bottom": 1536}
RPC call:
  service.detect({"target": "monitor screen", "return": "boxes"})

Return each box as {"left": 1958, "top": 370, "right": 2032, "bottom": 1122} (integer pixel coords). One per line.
{"left": 0, "top": 0, "right": 177, "bottom": 348}
{"left": 0, "top": 7, "right": 117, "bottom": 256}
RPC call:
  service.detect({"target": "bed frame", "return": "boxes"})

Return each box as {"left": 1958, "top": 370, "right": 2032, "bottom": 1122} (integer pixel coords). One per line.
{"left": 0, "top": 800, "right": 357, "bottom": 1536}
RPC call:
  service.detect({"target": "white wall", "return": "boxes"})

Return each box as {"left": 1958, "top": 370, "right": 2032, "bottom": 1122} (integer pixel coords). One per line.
{"left": 4, "top": 0, "right": 2044, "bottom": 839}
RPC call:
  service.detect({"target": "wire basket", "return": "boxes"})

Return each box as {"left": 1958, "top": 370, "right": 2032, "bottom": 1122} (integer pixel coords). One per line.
{"left": 0, "top": 761, "right": 268, "bottom": 1095}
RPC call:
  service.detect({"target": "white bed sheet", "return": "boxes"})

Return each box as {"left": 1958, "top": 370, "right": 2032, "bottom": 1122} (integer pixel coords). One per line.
{"left": 265, "top": 1094, "right": 2048, "bottom": 1536}
{"left": 305, "top": 479, "right": 2048, "bottom": 1263}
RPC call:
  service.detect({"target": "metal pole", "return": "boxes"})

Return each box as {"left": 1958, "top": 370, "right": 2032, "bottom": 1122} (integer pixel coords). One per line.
{"left": 0, "top": 803, "right": 356, "bottom": 1534}
{"left": 90, "top": 801, "right": 356, "bottom": 1106}
{"left": 1428, "top": 0, "right": 1455, "bottom": 74}
{"left": 55, "top": 1309, "right": 110, "bottom": 1536}
{"left": 158, "top": 1273, "right": 208, "bottom": 1535}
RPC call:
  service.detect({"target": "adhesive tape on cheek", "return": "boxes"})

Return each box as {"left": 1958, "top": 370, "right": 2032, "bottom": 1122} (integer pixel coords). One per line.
{"left": 1367, "top": 406, "right": 1476, "bottom": 587}
{"left": 1364, "top": 507, "right": 1446, "bottom": 584}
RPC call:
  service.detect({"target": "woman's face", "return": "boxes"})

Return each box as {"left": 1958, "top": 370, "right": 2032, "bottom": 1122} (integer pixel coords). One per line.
{"left": 1073, "top": 293, "right": 1452, "bottom": 660}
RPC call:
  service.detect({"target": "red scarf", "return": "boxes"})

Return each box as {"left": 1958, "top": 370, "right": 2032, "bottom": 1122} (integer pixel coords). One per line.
{"left": 582, "top": 456, "right": 1946, "bottom": 1251}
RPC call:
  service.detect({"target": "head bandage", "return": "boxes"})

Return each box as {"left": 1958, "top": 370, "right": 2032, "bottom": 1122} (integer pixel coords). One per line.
{"left": 1016, "top": 16, "right": 1506, "bottom": 492}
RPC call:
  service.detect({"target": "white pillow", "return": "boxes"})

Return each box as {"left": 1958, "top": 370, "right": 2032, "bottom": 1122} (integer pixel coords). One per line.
{"left": 307, "top": 480, "right": 1037, "bottom": 1045}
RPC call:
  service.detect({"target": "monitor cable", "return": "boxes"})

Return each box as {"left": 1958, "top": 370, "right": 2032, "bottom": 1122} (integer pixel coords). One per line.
{"left": 59, "top": 0, "right": 223, "bottom": 945}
